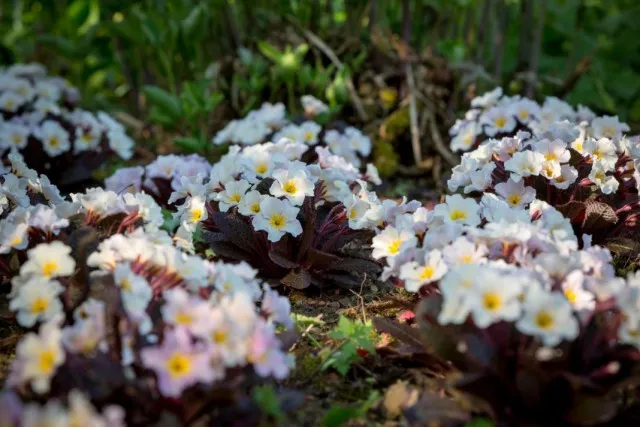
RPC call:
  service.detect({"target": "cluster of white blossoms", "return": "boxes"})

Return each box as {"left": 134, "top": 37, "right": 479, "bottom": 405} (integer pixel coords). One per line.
{"left": 372, "top": 191, "right": 640, "bottom": 347}
{"left": 0, "top": 63, "right": 134, "bottom": 160}
{"left": 449, "top": 89, "right": 639, "bottom": 206}
{"left": 212, "top": 95, "right": 371, "bottom": 167}
{"left": 165, "top": 135, "right": 383, "bottom": 246}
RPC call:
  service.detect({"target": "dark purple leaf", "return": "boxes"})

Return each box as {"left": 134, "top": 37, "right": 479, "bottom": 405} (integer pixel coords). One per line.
{"left": 557, "top": 201, "right": 586, "bottom": 223}
{"left": 305, "top": 248, "right": 341, "bottom": 270}
{"left": 330, "top": 257, "right": 381, "bottom": 275}
{"left": 582, "top": 200, "right": 618, "bottom": 230}
{"left": 565, "top": 394, "right": 622, "bottom": 426}
{"left": 268, "top": 250, "right": 300, "bottom": 269}
{"left": 212, "top": 212, "right": 256, "bottom": 253}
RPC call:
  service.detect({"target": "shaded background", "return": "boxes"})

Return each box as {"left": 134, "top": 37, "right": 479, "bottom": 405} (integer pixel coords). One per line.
{"left": 2, "top": 0, "right": 639, "bottom": 189}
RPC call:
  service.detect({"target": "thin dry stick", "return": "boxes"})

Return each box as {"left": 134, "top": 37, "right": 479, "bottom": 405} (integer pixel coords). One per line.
{"left": 299, "top": 27, "right": 368, "bottom": 122}
{"left": 405, "top": 63, "right": 424, "bottom": 168}
{"left": 349, "top": 274, "right": 368, "bottom": 322}
{"left": 428, "top": 112, "right": 458, "bottom": 167}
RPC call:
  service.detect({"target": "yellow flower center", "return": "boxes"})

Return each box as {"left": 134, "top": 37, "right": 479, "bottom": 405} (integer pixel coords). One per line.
{"left": 304, "top": 131, "right": 314, "bottom": 141}
{"left": 166, "top": 353, "right": 191, "bottom": 378}
{"left": 594, "top": 171, "right": 605, "bottom": 182}
{"left": 507, "top": 194, "right": 521, "bottom": 206}
{"left": 449, "top": 210, "right": 467, "bottom": 221}
{"left": 251, "top": 203, "right": 261, "bottom": 213}
{"left": 213, "top": 330, "right": 227, "bottom": 344}
{"left": 256, "top": 163, "right": 268, "bottom": 175}
{"left": 519, "top": 110, "right": 529, "bottom": 119}
{"left": 31, "top": 297, "right": 49, "bottom": 314}
{"left": 120, "top": 278, "right": 132, "bottom": 292}
{"left": 564, "top": 289, "right": 577, "bottom": 304}
{"left": 174, "top": 312, "right": 193, "bottom": 325}
{"left": 419, "top": 266, "right": 435, "bottom": 281}
{"left": 628, "top": 329, "right": 640, "bottom": 337}
{"left": 230, "top": 193, "right": 242, "bottom": 203}
{"left": 269, "top": 213, "right": 286, "bottom": 229}
{"left": 12, "top": 135, "right": 22, "bottom": 145}
{"left": 38, "top": 350, "right": 56, "bottom": 374}
{"left": 387, "top": 239, "right": 403, "bottom": 255}
{"left": 555, "top": 175, "right": 566, "bottom": 183}
{"left": 41, "top": 261, "right": 58, "bottom": 277}
{"left": 283, "top": 180, "right": 298, "bottom": 194}
{"left": 574, "top": 142, "right": 583, "bottom": 151}
{"left": 10, "top": 236, "right": 22, "bottom": 246}
{"left": 482, "top": 292, "right": 502, "bottom": 311}
{"left": 49, "top": 137, "right": 59, "bottom": 148}
{"left": 81, "top": 133, "right": 92, "bottom": 143}
{"left": 535, "top": 311, "right": 554, "bottom": 330}
{"left": 349, "top": 209, "right": 358, "bottom": 220}
{"left": 602, "top": 127, "right": 614, "bottom": 138}
{"left": 592, "top": 149, "right": 602, "bottom": 159}
{"left": 191, "top": 207, "right": 204, "bottom": 222}
{"left": 463, "top": 135, "right": 473, "bottom": 146}
{"left": 5, "top": 100, "right": 15, "bottom": 109}
{"left": 544, "top": 153, "right": 557, "bottom": 161}
{"left": 495, "top": 117, "right": 506, "bottom": 128}
{"left": 460, "top": 255, "right": 473, "bottom": 264}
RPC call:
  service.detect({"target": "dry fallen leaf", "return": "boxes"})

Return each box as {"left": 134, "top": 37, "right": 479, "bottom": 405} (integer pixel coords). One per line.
{"left": 383, "top": 380, "right": 419, "bottom": 418}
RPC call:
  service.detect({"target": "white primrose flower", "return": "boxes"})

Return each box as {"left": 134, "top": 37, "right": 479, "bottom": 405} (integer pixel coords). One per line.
{"left": 343, "top": 193, "right": 371, "bottom": 229}
{"left": 451, "top": 121, "right": 480, "bottom": 152}
{"left": 176, "top": 195, "right": 208, "bottom": 232}
{"left": 551, "top": 165, "right": 578, "bottom": 189}
{"left": 1, "top": 122, "right": 30, "bottom": 150}
{"left": 35, "top": 120, "right": 71, "bottom": 157}
{"left": 442, "top": 237, "right": 488, "bottom": 265}
{"left": 252, "top": 197, "right": 303, "bottom": 242}
{"left": 494, "top": 178, "right": 536, "bottom": 208}
{"left": 74, "top": 127, "right": 102, "bottom": 153}
{"left": 11, "top": 321, "right": 65, "bottom": 393}
{"left": 588, "top": 165, "right": 619, "bottom": 195}
{"left": 560, "top": 270, "right": 595, "bottom": 312}
{"left": 345, "top": 126, "right": 372, "bottom": 156}
{"left": 161, "top": 288, "right": 212, "bottom": 336}
{"left": 590, "top": 115, "right": 629, "bottom": 141}
{"left": 432, "top": 194, "right": 481, "bottom": 226}
{"left": 481, "top": 106, "right": 516, "bottom": 137}
{"left": 0, "top": 221, "right": 29, "bottom": 253}
{"left": 533, "top": 139, "right": 571, "bottom": 163}
{"left": 107, "top": 130, "right": 134, "bottom": 160}
{"left": 437, "top": 263, "right": 481, "bottom": 324}
{"left": 504, "top": 151, "right": 545, "bottom": 182}
{"left": 114, "top": 263, "right": 152, "bottom": 314}
{"left": 301, "top": 95, "right": 329, "bottom": 116}
{"left": 238, "top": 190, "right": 266, "bottom": 216}
{"left": 371, "top": 226, "right": 417, "bottom": 260}
{"left": 510, "top": 98, "right": 540, "bottom": 124}
{"left": 19, "top": 241, "right": 76, "bottom": 280}
{"left": 9, "top": 278, "right": 64, "bottom": 327}
{"left": 269, "top": 168, "right": 314, "bottom": 206}
{"left": 215, "top": 179, "right": 251, "bottom": 212}
{"left": 299, "top": 121, "right": 322, "bottom": 145}
{"left": 463, "top": 163, "right": 496, "bottom": 193}
{"left": 516, "top": 290, "right": 578, "bottom": 346}
{"left": 468, "top": 269, "right": 523, "bottom": 328}
{"left": 540, "top": 97, "right": 575, "bottom": 122}
{"left": 0, "top": 91, "right": 26, "bottom": 112}
{"left": 470, "top": 87, "right": 502, "bottom": 109}
{"left": 583, "top": 137, "right": 618, "bottom": 170}
{"left": 399, "top": 249, "right": 448, "bottom": 292}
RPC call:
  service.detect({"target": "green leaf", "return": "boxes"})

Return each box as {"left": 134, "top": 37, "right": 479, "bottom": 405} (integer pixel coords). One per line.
{"left": 257, "top": 41, "right": 283, "bottom": 63}
{"left": 321, "top": 391, "right": 379, "bottom": 427}
{"left": 182, "top": 5, "right": 207, "bottom": 40}
{"left": 253, "top": 385, "right": 286, "bottom": 424}
{"left": 142, "top": 86, "right": 182, "bottom": 121}
{"left": 173, "top": 136, "right": 204, "bottom": 153}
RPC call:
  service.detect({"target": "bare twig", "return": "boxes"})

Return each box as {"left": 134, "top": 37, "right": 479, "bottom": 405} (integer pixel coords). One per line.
{"left": 405, "top": 63, "right": 424, "bottom": 168}
{"left": 349, "top": 274, "right": 368, "bottom": 322}
{"left": 527, "top": 0, "right": 546, "bottom": 98}
{"left": 297, "top": 26, "right": 368, "bottom": 121}
{"left": 555, "top": 57, "right": 592, "bottom": 99}
{"left": 427, "top": 111, "right": 458, "bottom": 167}
{"left": 402, "top": 0, "right": 412, "bottom": 44}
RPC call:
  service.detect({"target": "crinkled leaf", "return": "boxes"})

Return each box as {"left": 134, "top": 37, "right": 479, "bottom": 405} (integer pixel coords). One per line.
{"left": 212, "top": 212, "right": 255, "bottom": 253}
{"left": 281, "top": 269, "right": 311, "bottom": 290}
{"left": 582, "top": 200, "right": 618, "bottom": 230}
{"left": 330, "top": 257, "right": 381, "bottom": 275}
{"left": 556, "top": 201, "right": 586, "bottom": 223}
{"left": 565, "top": 393, "right": 622, "bottom": 426}
{"left": 306, "top": 248, "right": 341, "bottom": 270}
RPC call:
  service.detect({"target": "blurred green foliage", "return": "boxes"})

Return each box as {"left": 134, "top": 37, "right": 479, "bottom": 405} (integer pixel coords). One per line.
{"left": 1, "top": 0, "right": 639, "bottom": 134}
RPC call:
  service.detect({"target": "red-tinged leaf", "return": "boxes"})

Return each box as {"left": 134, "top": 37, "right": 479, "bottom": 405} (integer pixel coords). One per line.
{"left": 212, "top": 212, "right": 256, "bottom": 253}
{"left": 305, "top": 248, "right": 341, "bottom": 270}
{"left": 296, "top": 197, "right": 317, "bottom": 263}
{"left": 557, "top": 201, "right": 586, "bottom": 223}
{"left": 281, "top": 269, "right": 311, "bottom": 290}
{"left": 373, "top": 317, "right": 425, "bottom": 351}
{"left": 330, "top": 257, "right": 381, "bottom": 275}
{"left": 268, "top": 250, "right": 300, "bottom": 269}
{"left": 582, "top": 200, "right": 618, "bottom": 230}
